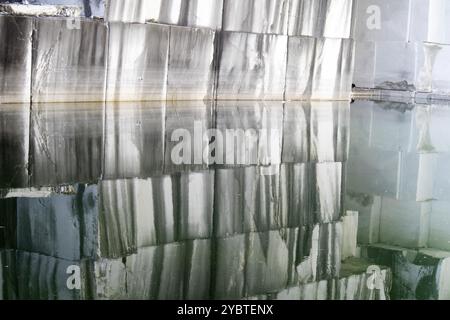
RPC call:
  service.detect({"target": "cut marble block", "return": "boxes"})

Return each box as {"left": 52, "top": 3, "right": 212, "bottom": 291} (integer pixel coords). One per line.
{"left": 434, "top": 154, "right": 450, "bottom": 202}
{"left": 369, "top": 101, "right": 413, "bottom": 152}
{"left": 348, "top": 100, "right": 373, "bottom": 148}
{"left": 362, "top": 245, "right": 450, "bottom": 300}
{"left": 99, "top": 172, "right": 214, "bottom": 257}
{"left": 280, "top": 164, "right": 314, "bottom": 228}
{"left": 222, "top": 0, "right": 289, "bottom": 34}
{"left": 428, "top": 201, "right": 450, "bottom": 251}
{"left": 106, "top": 22, "right": 169, "bottom": 102}
{"left": 245, "top": 229, "right": 299, "bottom": 297}
{"left": 310, "top": 38, "right": 354, "bottom": 100}
{"left": 310, "top": 101, "right": 349, "bottom": 163}
{"left": 309, "top": 222, "right": 342, "bottom": 281}
{"left": 214, "top": 167, "right": 281, "bottom": 236}
{"left": 341, "top": 212, "right": 358, "bottom": 260}
{"left": 0, "top": 199, "right": 17, "bottom": 249}
{"left": 353, "top": 41, "right": 376, "bottom": 89}
{"left": 164, "top": 100, "right": 214, "bottom": 173}
{"left": 285, "top": 36, "right": 316, "bottom": 100}
{"left": 217, "top": 32, "right": 288, "bottom": 100}
{"left": 407, "top": 0, "right": 450, "bottom": 44}
{"left": 1, "top": 250, "right": 85, "bottom": 300}
{"left": 31, "top": 18, "right": 107, "bottom": 103}
{"left": 353, "top": 0, "right": 411, "bottom": 42}
{"left": 379, "top": 198, "right": 431, "bottom": 249}
{"left": 106, "top": 0, "right": 223, "bottom": 29}
{"left": 98, "top": 179, "right": 137, "bottom": 258}
{"left": 257, "top": 260, "right": 391, "bottom": 300}
{"left": 167, "top": 26, "right": 216, "bottom": 101}
{"left": 216, "top": 101, "right": 283, "bottom": 166}
{"left": 314, "top": 163, "right": 342, "bottom": 223}
{"left": 345, "top": 192, "right": 381, "bottom": 245}
{"left": 282, "top": 102, "right": 310, "bottom": 163}
{"left": 0, "top": 105, "right": 30, "bottom": 189}
{"left": 373, "top": 42, "right": 417, "bottom": 90}
{"left": 214, "top": 163, "right": 341, "bottom": 234}
{"left": 96, "top": 240, "right": 209, "bottom": 300}
{"left": 14, "top": 185, "right": 97, "bottom": 260}
{"left": 103, "top": 101, "right": 165, "bottom": 180}
{"left": 0, "top": 16, "right": 32, "bottom": 104}
{"left": 29, "top": 103, "right": 104, "bottom": 187}
{"left": 346, "top": 146, "right": 400, "bottom": 198}
{"left": 288, "top": 0, "right": 353, "bottom": 38}
{"left": 213, "top": 234, "right": 246, "bottom": 299}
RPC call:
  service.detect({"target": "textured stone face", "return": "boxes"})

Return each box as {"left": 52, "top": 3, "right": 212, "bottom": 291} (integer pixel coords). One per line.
{"left": 106, "top": 0, "right": 223, "bottom": 29}
{"left": 0, "top": 16, "right": 33, "bottom": 104}
{"left": 106, "top": 23, "right": 169, "bottom": 102}
{"left": 31, "top": 18, "right": 107, "bottom": 103}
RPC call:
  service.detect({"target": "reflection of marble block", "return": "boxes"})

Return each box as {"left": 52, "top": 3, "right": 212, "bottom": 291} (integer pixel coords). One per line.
{"left": 379, "top": 198, "right": 431, "bottom": 248}
{"left": 347, "top": 146, "right": 400, "bottom": 198}
{"left": 370, "top": 102, "right": 413, "bottom": 152}
{"left": 345, "top": 193, "right": 381, "bottom": 245}
{"left": 429, "top": 201, "right": 450, "bottom": 251}
{"left": 104, "top": 102, "right": 165, "bottom": 179}
{"left": 0, "top": 105, "right": 30, "bottom": 189}
{"left": 29, "top": 103, "right": 104, "bottom": 187}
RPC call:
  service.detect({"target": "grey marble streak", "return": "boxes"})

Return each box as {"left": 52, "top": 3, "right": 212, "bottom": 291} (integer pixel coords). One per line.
{"left": 285, "top": 36, "right": 316, "bottom": 100}
{"left": 216, "top": 101, "right": 283, "bottom": 166}
{"left": 0, "top": 105, "right": 30, "bottom": 189}
{"left": 249, "top": 259, "right": 391, "bottom": 300}
{"left": 95, "top": 239, "right": 211, "bottom": 300}
{"left": 287, "top": 37, "right": 354, "bottom": 100}
{"left": 106, "top": 0, "right": 223, "bottom": 29}
{"left": 311, "top": 37, "right": 354, "bottom": 100}
{"left": 0, "top": 16, "right": 33, "bottom": 104}
{"left": 93, "top": 225, "right": 341, "bottom": 299}
{"left": 214, "top": 167, "right": 281, "bottom": 237}
{"left": 217, "top": 32, "right": 288, "bottom": 100}
{"left": 310, "top": 101, "right": 349, "bottom": 163}
{"left": 98, "top": 179, "right": 137, "bottom": 258}
{"left": 106, "top": 22, "right": 169, "bottom": 102}
{"left": 103, "top": 101, "right": 165, "bottom": 179}
{"left": 98, "top": 172, "right": 214, "bottom": 258}
{"left": 282, "top": 102, "right": 310, "bottom": 163}
{"left": 167, "top": 26, "right": 216, "bottom": 101}
{"left": 222, "top": 0, "right": 289, "bottom": 34}
{"left": 288, "top": 0, "right": 353, "bottom": 38}
{"left": 280, "top": 164, "right": 314, "bottom": 228}
{"left": 314, "top": 163, "right": 342, "bottom": 224}
{"left": 31, "top": 18, "right": 107, "bottom": 103}
{"left": 29, "top": 103, "right": 104, "bottom": 187}
{"left": 164, "top": 101, "right": 214, "bottom": 174}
